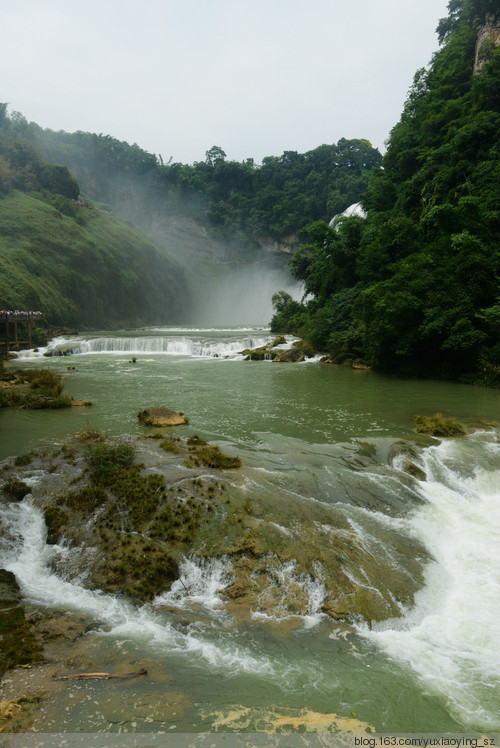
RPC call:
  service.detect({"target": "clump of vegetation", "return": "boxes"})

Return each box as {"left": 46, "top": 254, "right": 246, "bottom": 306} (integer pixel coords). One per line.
{"left": 186, "top": 435, "right": 241, "bottom": 469}
{"left": 2, "top": 478, "right": 31, "bottom": 501}
{"left": 43, "top": 505, "right": 68, "bottom": 543}
{"left": 0, "top": 367, "right": 72, "bottom": 409}
{"left": 87, "top": 442, "right": 135, "bottom": 485}
{"left": 187, "top": 435, "right": 208, "bottom": 447}
{"left": 413, "top": 413, "right": 466, "bottom": 437}
{"left": 78, "top": 426, "right": 106, "bottom": 443}
{"left": 195, "top": 445, "right": 242, "bottom": 469}
{"left": 160, "top": 439, "right": 180, "bottom": 454}
{"left": 113, "top": 472, "right": 166, "bottom": 527}
{"left": 22, "top": 368, "right": 63, "bottom": 395}
{"left": 60, "top": 485, "right": 108, "bottom": 512}
{"left": 14, "top": 453, "right": 32, "bottom": 466}
{"left": 100, "top": 537, "right": 178, "bottom": 602}
{"left": 18, "top": 393, "right": 72, "bottom": 409}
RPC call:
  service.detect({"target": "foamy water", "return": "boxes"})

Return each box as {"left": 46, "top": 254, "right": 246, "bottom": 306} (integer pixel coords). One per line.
{"left": 250, "top": 560, "right": 327, "bottom": 629}
{"left": 360, "top": 431, "right": 500, "bottom": 730}
{"left": 0, "top": 501, "right": 278, "bottom": 677}
{"left": 17, "top": 332, "right": 295, "bottom": 360}
{"left": 154, "top": 556, "right": 234, "bottom": 612}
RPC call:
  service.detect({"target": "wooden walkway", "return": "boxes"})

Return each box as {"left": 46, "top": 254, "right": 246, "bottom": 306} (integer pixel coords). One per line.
{"left": 1, "top": 311, "right": 43, "bottom": 352}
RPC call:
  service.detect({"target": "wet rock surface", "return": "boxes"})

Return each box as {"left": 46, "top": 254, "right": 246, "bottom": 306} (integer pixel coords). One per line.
{"left": 0, "top": 571, "right": 43, "bottom": 677}
{"left": 0, "top": 431, "right": 430, "bottom": 732}
{"left": 137, "top": 406, "right": 187, "bottom": 427}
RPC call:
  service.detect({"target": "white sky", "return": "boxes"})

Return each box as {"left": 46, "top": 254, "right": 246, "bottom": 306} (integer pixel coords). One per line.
{"left": 3, "top": 0, "right": 450, "bottom": 164}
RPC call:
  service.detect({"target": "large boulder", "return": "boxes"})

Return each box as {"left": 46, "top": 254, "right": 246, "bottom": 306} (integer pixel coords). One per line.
{"left": 138, "top": 407, "right": 187, "bottom": 427}
{"left": 272, "top": 348, "right": 306, "bottom": 363}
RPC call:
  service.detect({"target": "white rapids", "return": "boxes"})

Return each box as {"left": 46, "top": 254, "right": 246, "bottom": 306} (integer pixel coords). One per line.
{"left": 359, "top": 430, "right": 500, "bottom": 730}
{"left": 0, "top": 500, "right": 280, "bottom": 678}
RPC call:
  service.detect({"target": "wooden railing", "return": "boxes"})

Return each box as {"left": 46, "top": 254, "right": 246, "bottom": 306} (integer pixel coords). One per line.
{"left": 1, "top": 311, "right": 43, "bottom": 352}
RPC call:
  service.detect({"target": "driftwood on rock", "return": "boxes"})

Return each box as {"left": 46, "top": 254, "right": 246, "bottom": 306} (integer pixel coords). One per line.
{"left": 57, "top": 668, "right": 147, "bottom": 681}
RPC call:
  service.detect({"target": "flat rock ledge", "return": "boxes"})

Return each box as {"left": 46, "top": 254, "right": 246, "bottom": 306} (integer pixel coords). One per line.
{"left": 138, "top": 407, "right": 187, "bottom": 427}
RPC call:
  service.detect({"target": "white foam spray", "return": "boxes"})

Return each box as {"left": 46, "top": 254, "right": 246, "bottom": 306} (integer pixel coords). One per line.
{"left": 251, "top": 559, "right": 326, "bottom": 629}
{"left": 154, "top": 556, "right": 233, "bottom": 612}
{"left": 359, "top": 431, "right": 500, "bottom": 729}
{"left": 0, "top": 500, "right": 277, "bottom": 677}
{"left": 18, "top": 333, "right": 276, "bottom": 359}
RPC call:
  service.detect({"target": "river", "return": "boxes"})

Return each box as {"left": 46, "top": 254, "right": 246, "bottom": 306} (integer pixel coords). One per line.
{"left": 1, "top": 326, "right": 499, "bottom": 735}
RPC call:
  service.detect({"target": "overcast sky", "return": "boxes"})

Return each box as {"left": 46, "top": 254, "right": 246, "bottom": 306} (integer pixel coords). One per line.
{"left": 3, "top": 0, "right": 450, "bottom": 164}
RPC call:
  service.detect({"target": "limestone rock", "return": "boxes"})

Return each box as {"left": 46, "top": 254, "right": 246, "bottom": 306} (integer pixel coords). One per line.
{"left": 27, "top": 612, "right": 91, "bottom": 642}
{"left": 138, "top": 407, "right": 187, "bottom": 427}
{"left": 0, "top": 570, "right": 43, "bottom": 675}
{"left": 0, "top": 570, "right": 22, "bottom": 607}
{"left": 272, "top": 335, "right": 287, "bottom": 346}
{"left": 352, "top": 359, "right": 370, "bottom": 370}
{"left": 272, "top": 348, "right": 305, "bottom": 363}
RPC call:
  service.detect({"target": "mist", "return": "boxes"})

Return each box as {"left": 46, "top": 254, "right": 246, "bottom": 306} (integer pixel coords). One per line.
{"left": 189, "top": 265, "right": 302, "bottom": 327}
{"left": 31, "top": 128, "right": 305, "bottom": 329}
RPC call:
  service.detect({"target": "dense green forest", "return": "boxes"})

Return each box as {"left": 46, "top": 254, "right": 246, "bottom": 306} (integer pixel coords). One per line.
{"left": 20, "top": 121, "right": 380, "bottom": 249}
{"left": 271, "top": 0, "right": 500, "bottom": 384}
{"left": 0, "top": 107, "right": 187, "bottom": 328}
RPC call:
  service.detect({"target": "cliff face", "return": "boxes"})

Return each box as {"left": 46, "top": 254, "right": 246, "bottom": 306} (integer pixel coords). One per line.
{"left": 474, "top": 13, "right": 500, "bottom": 73}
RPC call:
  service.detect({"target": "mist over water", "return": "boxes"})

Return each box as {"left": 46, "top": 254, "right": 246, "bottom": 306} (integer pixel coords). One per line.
{"left": 188, "top": 265, "right": 302, "bottom": 326}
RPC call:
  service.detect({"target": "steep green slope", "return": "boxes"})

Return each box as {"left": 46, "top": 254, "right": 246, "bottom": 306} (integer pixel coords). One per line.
{"left": 272, "top": 0, "right": 500, "bottom": 384}
{"left": 0, "top": 191, "right": 187, "bottom": 328}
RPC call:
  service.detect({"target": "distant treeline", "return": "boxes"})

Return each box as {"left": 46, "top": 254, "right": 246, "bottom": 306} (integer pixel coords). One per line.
{"left": 8, "top": 112, "right": 381, "bottom": 243}
{"left": 0, "top": 104, "right": 79, "bottom": 202}
{"left": 272, "top": 0, "right": 500, "bottom": 384}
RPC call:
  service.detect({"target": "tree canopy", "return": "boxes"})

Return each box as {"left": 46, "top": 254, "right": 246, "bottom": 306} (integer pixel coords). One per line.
{"left": 271, "top": 0, "right": 500, "bottom": 384}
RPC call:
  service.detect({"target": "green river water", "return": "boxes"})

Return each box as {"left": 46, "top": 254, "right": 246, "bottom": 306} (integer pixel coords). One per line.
{"left": 1, "top": 327, "right": 499, "bottom": 737}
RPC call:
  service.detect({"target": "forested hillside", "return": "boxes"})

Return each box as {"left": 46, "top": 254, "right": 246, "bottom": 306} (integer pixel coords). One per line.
{"left": 24, "top": 124, "right": 380, "bottom": 253}
{"left": 0, "top": 108, "right": 187, "bottom": 328}
{"left": 272, "top": 0, "right": 500, "bottom": 384}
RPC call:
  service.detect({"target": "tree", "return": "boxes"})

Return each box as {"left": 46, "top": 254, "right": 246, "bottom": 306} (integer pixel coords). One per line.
{"left": 205, "top": 145, "right": 226, "bottom": 167}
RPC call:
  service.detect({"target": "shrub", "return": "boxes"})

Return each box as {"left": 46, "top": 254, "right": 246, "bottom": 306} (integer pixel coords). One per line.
{"left": 88, "top": 443, "right": 135, "bottom": 485}
{"left": 14, "top": 454, "right": 32, "bottom": 466}
{"left": 22, "top": 368, "right": 64, "bottom": 395}
{"left": 413, "top": 413, "right": 466, "bottom": 437}
{"left": 78, "top": 426, "right": 106, "bottom": 443}
{"left": 63, "top": 486, "right": 108, "bottom": 511}
{"left": 160, "top": 439, "right": 180, "bottom": 454}
{"left": 43, "top": 505, "right": 68, "bottom": 544}
{"left": 3, "top": 478, "right": 31, "bottom": 501}
{"left": 187, "top": 435, "right": 207, "bottom": 447}
{"left": 22, "top": 394, "right": 72, "bottom": 409}
{"left": 196, "top": 445, "right": 242, "bottom": 469}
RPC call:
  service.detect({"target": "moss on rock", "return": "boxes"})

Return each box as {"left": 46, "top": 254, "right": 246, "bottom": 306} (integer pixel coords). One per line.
{"left": 414, "top": 412, "right": 466, "bottom": 437}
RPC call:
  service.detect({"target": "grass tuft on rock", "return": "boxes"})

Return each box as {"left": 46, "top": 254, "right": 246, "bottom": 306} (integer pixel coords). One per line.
{"left": 78, "top": 426, "right": 106, "bottom": 443}
{"left": 88, "top": 443, "right": 135, "bottom": 485}
{"left": 413, "top": 412, "right": 466, "bottom": 437}
{"left": 2, "top": 478, "right": 31, "bottom": 501}
{"left": 196, "top": 445, "right": 242, "bottom": 469}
